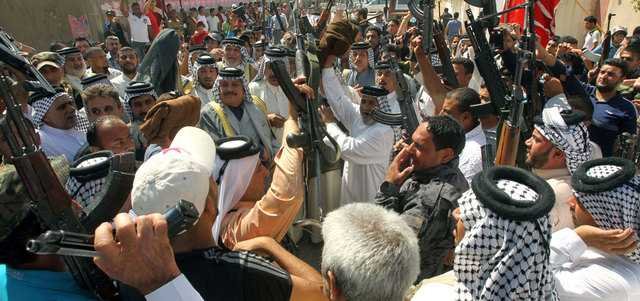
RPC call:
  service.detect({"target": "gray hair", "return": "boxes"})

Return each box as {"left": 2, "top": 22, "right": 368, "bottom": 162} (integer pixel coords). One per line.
{"left": 321, "top": 203, "right": 420, "bottom": 301}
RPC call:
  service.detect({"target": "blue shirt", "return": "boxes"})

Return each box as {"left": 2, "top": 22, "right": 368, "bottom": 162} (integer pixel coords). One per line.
{"left": 446, "top": 20, "right": 462, "bottom": 39}
{"left": 582, "top": 83, "right": 637, "bottom": 156}
{"left": 0, "top": 265, "right": 96, "bottom": 301}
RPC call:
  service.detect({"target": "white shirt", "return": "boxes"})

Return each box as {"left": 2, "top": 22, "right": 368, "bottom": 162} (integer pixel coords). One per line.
{"left": 534, "top": 167, "right": 575, "bottom": 232}
{"left": 86, "top": 68, "right": 123, "bottom": 81}
{"left": 146, "top": 274, "right": 204, "bottom": 301}
{"left": 197, "top": 15, "right": 209, "bottom": 31}
{"left": 416, "top": 85, "right": 436, "bottom": 119}
{"left": 191, "top": 84, "right": 214, "bottom": 108}
{"left": 38, "top": 124, "right": 86, "bottom": 162}
{"left": 128, "top": 14, "right": 151, "bottom": 43}
{"left": 206, "top": 15, "right": 219, "bottom": 32}
{"left": 458, "top": 124, "right": 486, "bottom": 185}
{"left": 111, "top": 73, "right": 136, "bottom": 97}
{"left": 551, "top": 228, "right": 640, "bottom": 301}
{"left": 249, "top": 80, "right": 289, "bottom": 142}
{"left": 584, "top": 30, "right": 602, "bottom": 51}
{"left": 322, "top": 68, "right": 394, "bottom": 204}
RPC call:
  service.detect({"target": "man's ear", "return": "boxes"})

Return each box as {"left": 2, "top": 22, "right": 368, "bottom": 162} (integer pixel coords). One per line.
{"left": 327, "top": 270, "right": 341, "bottom": 300}
{"left": 438, "top": 147, "right": 456, "bottom": 164}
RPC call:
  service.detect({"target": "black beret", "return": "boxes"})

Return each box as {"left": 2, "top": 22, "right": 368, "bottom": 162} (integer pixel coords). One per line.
{"left": 361, "top": 86, "right": 389, "bottom": 97}
{"left": 218, "top": 67, "right": 244, "bottom": 78}
{"left": 351, "top": 42, "right": 371, "bottom": 50}
{"left": 125, "top": 81, "right": 155, "bottom": 94}
{"left": 471, "top": 166, "right": 555, "bottom": 221}
{"left": 188, "top": 44, "right": 207, "bottom": 53}
{"left": 265, "top": 46, "right": 288, "bottom": 58}
{"left": 81, "top": 73, "right": 110, "bottom": 87}
{"left": 572, "top": 157, "right": 636, "bottom": 194}
{"left": 221, "top": 37, "right": 245, "bottom": 46}
{"left": 56, "top": 47, "right": 81, "bottom": 56}
{"left": 196, "top": 54, "right": 216, "bottom": 65}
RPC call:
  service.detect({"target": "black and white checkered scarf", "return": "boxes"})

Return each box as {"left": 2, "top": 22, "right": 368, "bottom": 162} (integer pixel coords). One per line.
{"left": 535, "top": 107, "right": 592, "bottom": 174}
{"left": 222, "top": 43, "right": 256, "bottom": 69}
{"left": 65, "top": 156, "right": 109, "bottom": 215}
{"left": 192, "top": 60, "right": 218, "bottom": 86}
{"left": 454, "top": 179, "right": 557, "bottom": 300}
{"left": 573, "top": 162, "right": 640, "bottom": 263}
{"left": 252, "top": 52, "right": 289, "bottom": 82}
{"left": 31, "top": 91, "right": 89, "bottom": 132}
{"left": 211, "top": 73, "right": 252, "bottom": 106}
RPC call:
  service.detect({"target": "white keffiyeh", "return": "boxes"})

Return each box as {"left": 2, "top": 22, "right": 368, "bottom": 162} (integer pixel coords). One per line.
{"left": 211, "top": 73, "right": 252, "bottom": 106}
{"left": 32, "top": 92, "right": 88, "bottom": 132}
{"left": 252, "top": 51, "right": 289, "bottom": 82}
{"left": 454, "top": 179, "right": 557, "bottom": 300}
{"left": 573, "top": 162, "right": 640, "bottom": 263}
{"left": 535, "top": 107, "right": 592, "bottom": 174}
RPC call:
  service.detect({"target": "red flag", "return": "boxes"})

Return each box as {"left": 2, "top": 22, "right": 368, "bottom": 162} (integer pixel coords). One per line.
{"left": 500, "top": 0, "right": 560, "bottom": 46}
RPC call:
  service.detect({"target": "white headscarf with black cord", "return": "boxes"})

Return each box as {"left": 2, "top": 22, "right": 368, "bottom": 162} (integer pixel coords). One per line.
{"left": 31, "top": 91, "right": 89, "bottom": 132}
{"left": 572, "top": 157, "right": 640, "bottom": 263}
{"left": 454, "top": 166, "right": 558, "bottom": 301}
{"left": 534, "top": 106, "right": 592, "bottom": 174}
{"left": 252, "top": 46, "right": 289, "bottom": 83}
{"left": 210, "top": 137, "right": 260, "bottom": 246}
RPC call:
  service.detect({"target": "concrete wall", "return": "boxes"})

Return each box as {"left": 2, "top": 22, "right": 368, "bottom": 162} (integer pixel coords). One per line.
{"left": 0, "top": 0, "right": 104, "bottom": 51}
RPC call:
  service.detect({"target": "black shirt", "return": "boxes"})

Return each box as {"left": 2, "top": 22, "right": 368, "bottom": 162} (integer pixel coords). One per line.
{"left": 121, "top": 248, "right": 292, "bottom": 301}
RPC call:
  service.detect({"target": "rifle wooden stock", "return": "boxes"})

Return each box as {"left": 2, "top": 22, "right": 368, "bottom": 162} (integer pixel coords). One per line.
{"left": 316, "top": 0, "right": 334, "bottom": 36}
{"left": 494, "top": 121, "right": 520, "bottom": 166}
{"left": 433, "top": 21, "right": 459, "bottom": 88}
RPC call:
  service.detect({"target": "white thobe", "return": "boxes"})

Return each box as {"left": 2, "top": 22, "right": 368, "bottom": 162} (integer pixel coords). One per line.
{"left": 146, "top": 274, "right": 204, "bottom": 301}
{"left": 65, "top": 74, "right": 83, "bottom": 92}
{"left": 551, "top": 228, "right": 640, "bottom": 301}
{"left": 322, "top": 68, "right": 394, "bottom": 204}
{"left": 110, "top": 73, "right": 136, "bottom": 97}
{"left": 534, "top": 168, "right": 575, "bottom": 232}
{"left": 458, "top": 124, "right": 486, "bottom": 185}
{"left": 249, "top": 80, "right": 289, "bottom": 141}
{"left": 191, "top": 84, "right": 214, "bottom": 108}
{"left": 38, "top": 124, "right": 86, "bottom": 162}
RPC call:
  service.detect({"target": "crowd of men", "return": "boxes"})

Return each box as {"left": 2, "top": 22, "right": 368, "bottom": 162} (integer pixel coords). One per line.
{"left": 1, "top": 0, "right": 640, "bottom": 300}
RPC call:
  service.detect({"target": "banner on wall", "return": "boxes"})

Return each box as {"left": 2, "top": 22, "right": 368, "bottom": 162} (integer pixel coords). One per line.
{"left": 68, "top": 15, "right": 90, "bottom": 38}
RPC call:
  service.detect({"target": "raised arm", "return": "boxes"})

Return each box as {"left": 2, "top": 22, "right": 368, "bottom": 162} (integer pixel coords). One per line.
{"left": 413, "top": 36, "right": 448, "bottom": 113}
{"left": 120, "top": 0, "right": 130, "bottom": 17}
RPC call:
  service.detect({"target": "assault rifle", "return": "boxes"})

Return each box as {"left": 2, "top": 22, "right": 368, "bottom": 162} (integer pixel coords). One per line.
{"left": 316, "top": 0, "right": 335, "bottom": 38}
{"left": 407, "top": 0, "right": 458, "bottom": 87}
{"left": 269, "top": 20, "right": 341, "bottom": 221}
{"left": 27, "top": 200, "right": 199, "bottom": 258}
{"left": 0, "top": 32, "right": 119, "bottom": 300}
{"left": 464, "top": 10, "right": 510, "bottom": 117}
{"left": 590, "top": 13, "right": 615, "bottom": 85}
{"left": 371, "top": 70, "right": 420, "bottom": 143}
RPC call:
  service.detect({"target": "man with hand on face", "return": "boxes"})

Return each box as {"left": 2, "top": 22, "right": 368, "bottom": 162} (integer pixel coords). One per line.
{"left": 199, "top": 67, "right": 277, "bottom": 161}
{"left": 321, "top": 54, "right": 395, "bottom": 204}
{"left": 249, "top": 46, "right": 291, "bottom": 142}
{"left": 375, "top": 115, "right": 468, "bottom": 280}
{"left": 110, "top": 47, "right": 139, "bottom": 97}
{"left": 551, "top": 157, "right": 640, "bottom": 300}
{"left": 190, "top": 54, "right": 218, "bottom": 108}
